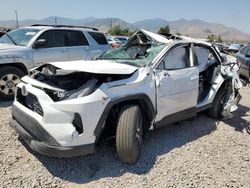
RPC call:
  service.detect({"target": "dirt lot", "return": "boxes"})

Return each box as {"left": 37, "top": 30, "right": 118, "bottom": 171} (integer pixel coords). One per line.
{"left": 0, "top": 88, "right": 250, "bottom": 188}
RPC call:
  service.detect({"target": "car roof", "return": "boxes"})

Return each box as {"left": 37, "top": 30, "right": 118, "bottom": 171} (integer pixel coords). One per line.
{"left": 178, "top": 36, "right": 212, "bottom": 46}
{"left": 21, "top": 24, "right": 100, "bottom": 32}
{"left": 135, "top": 29, "right": 212, "bottom": 46}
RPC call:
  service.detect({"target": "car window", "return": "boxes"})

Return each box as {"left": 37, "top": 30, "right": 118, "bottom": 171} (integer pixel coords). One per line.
{"left": 37, "top": 30, "right": 65, "bottom": 48}
{"left": 194, "top": 46, "right": 218, "bottom": 68}
{"left": 163, "top": 46, "right": 189, "bottom": 70}
{"left": 65, "top": 30, "right": 89, "bottom": 46}
{"left": 116, "top": 37, "right": 127, "bottom": 42}
{"left": 239, "top": 46, "right": 250, "bottom": 55}
{"left": 88, "top": 32, "right": 108, "bottom": 45}
{"left": 0, "top": 28, "right": 40, "bottom": 46}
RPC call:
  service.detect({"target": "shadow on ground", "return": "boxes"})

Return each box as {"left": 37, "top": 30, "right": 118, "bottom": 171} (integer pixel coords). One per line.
{"left": 31, "top": 115, "right": 218, "bottom": 184}
{"left": 223, "top": 104, "right": 250, "bottom": 134}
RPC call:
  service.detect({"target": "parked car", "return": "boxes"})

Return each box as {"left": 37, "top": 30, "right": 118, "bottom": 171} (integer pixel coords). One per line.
{"left": 114, "top": 36, "right": 128, "bottom": 44}
{"left": 0, "top": 24, "right": 109, "bottom": 99}
{"left": 228, "top": 43, "right": 243, "bottom": 53}
{"left": 236, "top": 44, "right": 250, "bottom": 83}
{"left": 107, "top": 36, "right": 122, "bottom": 48}
{"left": 213, "top": 43, "right": 229, "bottom": 53}
{"left": 11, "top": 30, "right": 242, "bottom": 164}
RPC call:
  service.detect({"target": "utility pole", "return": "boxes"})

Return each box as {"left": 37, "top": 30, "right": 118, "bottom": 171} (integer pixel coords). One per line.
{"left": 15, "top": 10, "right": 19, "bottom": 28}
{"left": 55, "top": 17, "right": 57, "bottom": 25}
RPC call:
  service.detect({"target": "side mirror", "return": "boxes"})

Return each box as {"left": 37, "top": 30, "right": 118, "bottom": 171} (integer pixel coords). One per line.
{"left": 33, "top": 39, "right": 47, "bottom": 49}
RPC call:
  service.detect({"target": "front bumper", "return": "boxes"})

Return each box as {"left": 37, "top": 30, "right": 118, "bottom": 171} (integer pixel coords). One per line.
{"left": 11, "top": 105, "right": 95, "bottom": 157}
{"left": 222, "top": 92, "right": 242, "bottom": 118}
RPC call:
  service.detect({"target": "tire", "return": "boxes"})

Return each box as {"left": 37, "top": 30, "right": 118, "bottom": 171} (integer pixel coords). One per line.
{"left": 208, "top": 88, "right": 227, "bottom": 119}
{"left": 0, "top": 66, "right": 25, "bottom": 100}
{"left": 116, "top": 105, "right": 143, "bottom": 164}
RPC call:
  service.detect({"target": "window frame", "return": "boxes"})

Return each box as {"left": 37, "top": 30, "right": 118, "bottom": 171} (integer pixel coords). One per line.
{"left": 35, "top": 29, "right": 66, "bottom": 48}
{"left": 65, "top": 30, "right": 89, "bottom": 47}
{"left": 193, "top": 44, "right": 220, "bottom": 66}
{"left": 157, "top": 44, "right": 191, "bottom": 71}
{"left": 88, "top": 31, "right": 108, "bottom": 45}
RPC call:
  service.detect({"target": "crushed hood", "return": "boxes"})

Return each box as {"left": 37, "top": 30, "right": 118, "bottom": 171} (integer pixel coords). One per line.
{"left": 40, "top": 60, "right": 138, "bottom": 75}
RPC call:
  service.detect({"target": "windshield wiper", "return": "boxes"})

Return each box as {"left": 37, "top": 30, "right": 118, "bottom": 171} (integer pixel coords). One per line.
{"left": 3, "top": 32, "right": 17, "bottom": 45}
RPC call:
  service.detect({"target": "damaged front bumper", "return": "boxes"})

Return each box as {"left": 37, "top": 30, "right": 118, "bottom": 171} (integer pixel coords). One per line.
{"left": 222, "top": 91, "right": 242, "bottom": 118}
{"left": 11, "top": 105, "right": 95, "bottom": 157}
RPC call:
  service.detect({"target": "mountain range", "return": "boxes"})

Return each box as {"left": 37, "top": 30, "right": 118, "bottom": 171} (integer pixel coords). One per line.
{"left": 1, "top": 16, "right": 249, "bottom": 42}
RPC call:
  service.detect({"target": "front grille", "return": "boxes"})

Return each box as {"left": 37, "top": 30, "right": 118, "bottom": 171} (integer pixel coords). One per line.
{"left": 16, "top": 88, "right": 44, "bottom": 116}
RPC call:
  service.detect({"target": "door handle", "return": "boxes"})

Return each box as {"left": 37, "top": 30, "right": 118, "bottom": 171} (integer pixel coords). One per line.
{"left": 190, "top": 75, "right": 199, "bottom": 80}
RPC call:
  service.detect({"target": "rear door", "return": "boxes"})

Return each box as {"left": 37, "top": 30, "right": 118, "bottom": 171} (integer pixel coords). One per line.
{"left": 65, "top": 30, "right": 91, "bottom": 60}
{"left": 155, "top": 44, "right": 199, "bottom": 123}
{"left": 32, "top": 30, "right": 69, "bottom": 67}
{"left": 87, "top": 31, "right": 109, "bottom": 58}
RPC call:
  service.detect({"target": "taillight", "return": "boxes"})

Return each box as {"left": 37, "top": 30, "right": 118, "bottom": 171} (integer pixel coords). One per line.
{"left": 111, "top": 42, "right": 120, "bottom": 48}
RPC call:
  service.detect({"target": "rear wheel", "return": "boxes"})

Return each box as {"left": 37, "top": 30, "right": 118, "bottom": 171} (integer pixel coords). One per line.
{"left": 208, "top": 88, "right": 227, "bottom": 118}
{"left": 116, "top": 105, "right": 143, "bottom": 164}
{"left": 0, "top": 66, "right": 25, "bottom": 100}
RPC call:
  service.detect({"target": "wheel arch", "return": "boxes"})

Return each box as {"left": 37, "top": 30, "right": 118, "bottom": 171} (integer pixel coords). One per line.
{"left": 94, "top": 94, "right": 156, "bottom": 144}
{"left": 0, "top": 63, "right": 29, "bottom": 75}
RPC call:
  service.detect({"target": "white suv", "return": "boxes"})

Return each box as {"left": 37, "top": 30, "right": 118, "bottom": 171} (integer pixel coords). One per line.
{"left": 0, "top": 25, "right": 109, "bottom": 99}
{"left": 11, "top": 30, "right": 242, "bottom": 164}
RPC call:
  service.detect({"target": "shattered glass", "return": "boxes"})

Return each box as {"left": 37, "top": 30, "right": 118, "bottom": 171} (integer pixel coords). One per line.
{"left": 99, "top": 44, "right": 165, "bottom": 67}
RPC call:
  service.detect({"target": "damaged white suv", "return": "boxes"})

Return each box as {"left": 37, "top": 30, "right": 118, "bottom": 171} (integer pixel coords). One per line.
{"left": 11, "top": 30, "right": 242, "bottom": 164}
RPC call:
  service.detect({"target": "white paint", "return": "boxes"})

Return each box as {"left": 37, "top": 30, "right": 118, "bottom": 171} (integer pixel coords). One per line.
{"left": 140, "top": 29, "right": 171, "bottom": 43}
{"left": 46, "top": 60, "right": 138, "bottom": 75}
{"left": 21, "top": 76, "right": 65, "bottom": 92}
{"left": 155, "top": 67, "right": 199, "bottom": 121}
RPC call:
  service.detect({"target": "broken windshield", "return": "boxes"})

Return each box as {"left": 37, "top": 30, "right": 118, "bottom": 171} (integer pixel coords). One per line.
{"left": 98, "top": 44, "right": 165, "bottom": 67}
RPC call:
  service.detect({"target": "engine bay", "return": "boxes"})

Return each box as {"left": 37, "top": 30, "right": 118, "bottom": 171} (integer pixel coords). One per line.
{"left": 31, "top": 65, "right": 131, "bottom": 101}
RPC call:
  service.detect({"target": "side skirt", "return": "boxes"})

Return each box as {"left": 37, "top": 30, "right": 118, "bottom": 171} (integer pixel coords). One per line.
{"left": 154, "top": 107, "right": 196, "bottom": 128}
{"left": 196, "top": 103, "right": 212, "bottom": 113}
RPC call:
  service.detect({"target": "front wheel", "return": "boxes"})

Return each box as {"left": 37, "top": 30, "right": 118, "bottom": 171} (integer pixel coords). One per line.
{"left": 0, "top": 66, "right": 25, "bottom": 100}
{"left": 116, "top": 105, "right": 143, "bottom": 164}
{"left": 208, "top": 88, "right": 227, "bottom": 119}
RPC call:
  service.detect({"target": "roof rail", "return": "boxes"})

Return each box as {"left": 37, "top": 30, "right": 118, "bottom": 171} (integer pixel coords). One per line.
{"left": 30, "top": 24, "right": 99, "bottom": 31}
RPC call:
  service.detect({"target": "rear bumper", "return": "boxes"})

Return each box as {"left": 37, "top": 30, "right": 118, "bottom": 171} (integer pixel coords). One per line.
{"left": 11, "top": 105, "right": 95, "bottom": 158}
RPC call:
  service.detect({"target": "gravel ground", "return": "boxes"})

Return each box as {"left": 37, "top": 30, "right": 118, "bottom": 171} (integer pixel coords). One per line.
{"left": 0, "top": 88, "right": 250, "bottom": 188}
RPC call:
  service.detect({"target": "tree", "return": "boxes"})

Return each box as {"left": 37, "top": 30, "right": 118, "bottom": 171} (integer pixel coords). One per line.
{"left": 217, "top": 35, "right": 223, "bottom": 43}
{"left": 207, "top": 34, "right": 217, "bottom": 42}
{"left": 108, "top": 25, "right": 132, "bottom": 36}
{"left": 158, "top": 25, "right": 170, "bottom": 35}
{"left": 207, "top": 34, "right": 223, "bottom": 43}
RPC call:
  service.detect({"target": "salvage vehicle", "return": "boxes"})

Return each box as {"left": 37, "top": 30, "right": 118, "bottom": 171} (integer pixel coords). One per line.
{"left": 11, "top": 30, "right": 242, "bottom": 164}
{"left": 0, "top": 24, "right": 109, "bottom": 99}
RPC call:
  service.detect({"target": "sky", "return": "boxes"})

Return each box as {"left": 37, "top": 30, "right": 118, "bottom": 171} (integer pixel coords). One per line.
{"left": 1, "top": 0, "right": 250, "bottom": 33}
